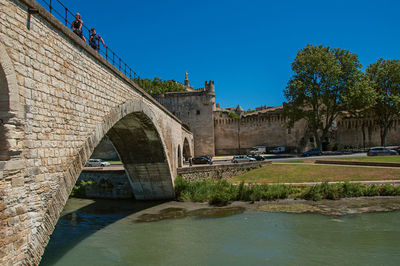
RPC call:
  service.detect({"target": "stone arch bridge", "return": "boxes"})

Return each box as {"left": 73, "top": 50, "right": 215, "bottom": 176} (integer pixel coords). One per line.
{"left": 0, "top": 0, "right": 194, "bottom": 264}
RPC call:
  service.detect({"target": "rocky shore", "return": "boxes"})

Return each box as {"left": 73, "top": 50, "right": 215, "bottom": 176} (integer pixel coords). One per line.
{"left": 135, "top": 196, "right": 400, "bottom": 222}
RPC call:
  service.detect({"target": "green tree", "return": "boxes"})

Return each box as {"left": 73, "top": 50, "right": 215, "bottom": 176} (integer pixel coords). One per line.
{"left": 366, "top": 58, "right": 400, "bottom": 146}
{"left": 134, "top": 77, "right": 187, "bottom": 94}
{"left": 341, "top": 73, "right": 376, "bottom": 148}
{"left": 283, "top": 44, "right": 365, "bottom": 150}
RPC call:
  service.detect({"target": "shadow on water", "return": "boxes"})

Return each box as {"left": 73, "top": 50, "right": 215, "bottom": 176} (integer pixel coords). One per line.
{"left": 40, "top": 198, "right": 165, "bottom": 266}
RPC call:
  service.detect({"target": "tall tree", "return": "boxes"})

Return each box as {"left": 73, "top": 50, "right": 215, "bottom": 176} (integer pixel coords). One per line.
{"left": 283, "top": 44, "right": 364, "bottom": 150}
{"left": 341, "top": 73, "right": 376, "bottom": 148}
{"left": 366, "top": 59, "right": 400, "bottom": 146}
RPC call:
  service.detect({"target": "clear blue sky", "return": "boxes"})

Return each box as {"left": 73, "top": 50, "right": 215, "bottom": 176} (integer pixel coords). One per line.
{"left": 51, "top": 0, "right": 399, "bottom": 110}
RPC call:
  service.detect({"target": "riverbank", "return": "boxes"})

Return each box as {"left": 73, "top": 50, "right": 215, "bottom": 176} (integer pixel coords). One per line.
{"left": 174, "top": 177, "right": 400, "bottom": 205}
{"left": 134, "top": 196, "right": 400, "bottom": 222}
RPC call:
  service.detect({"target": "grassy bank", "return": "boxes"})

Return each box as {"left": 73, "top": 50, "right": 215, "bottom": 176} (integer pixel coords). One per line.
{"left": 230, "top": 164, "right": 400, "bottom": 184}
{"left": 319, "top": 156, "right": 400, "bottom": 163}
{"left": 175, "top": 177, "right": 400, "bottom": 206}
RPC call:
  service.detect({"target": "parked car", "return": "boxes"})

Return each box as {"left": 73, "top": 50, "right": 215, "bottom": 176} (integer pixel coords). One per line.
{"left": 192, "top": 156, "right": 213, "bottom": 165}
{"left": 393, "top": 146, "right": 400, "bottom": 154}
{"left": 301, "top": 149, "right": 323, "bottom": 157}
{"left": 249, "top": 146, "right": 266, "bottom": 154}
{"left": 270, "top": 146, "right": 285, "bottom": 153}
{"left": 247, "top": 154, "right": 266, "bottom": 161}
{"left": 367, "top": 147, "right": 398, "bottom": 156}
{"left": 85, "top": 159, "right": 111, "bottom": 167}
{"left": 232, "top": 155, "right": 256, "bottom": 163}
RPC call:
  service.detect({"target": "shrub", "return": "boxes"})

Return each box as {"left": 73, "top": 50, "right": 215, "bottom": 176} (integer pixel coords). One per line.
{"left": 70, "top": 180, "right": 94, "bottom": 198}
{"left": 342, "top": 182, "right": 364, "bottom": 197}
{"left": 174, "top": 176, "right": 190, "bottom": 201}
{"left": 174, "top": 178, "right": 400, "bottom": 203}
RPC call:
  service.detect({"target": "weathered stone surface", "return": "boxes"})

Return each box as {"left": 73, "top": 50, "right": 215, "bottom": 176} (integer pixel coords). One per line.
{"left": 0, "top": 0, "right": 194, "bottom": 264}
{"left": 177, "top": 161, "right": 271, "bottom": 181}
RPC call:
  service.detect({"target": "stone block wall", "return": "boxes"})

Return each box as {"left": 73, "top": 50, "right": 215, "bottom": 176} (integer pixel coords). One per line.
{"left": 214, "top": 110, "right": 307, "bottom": 155}
{"left": 214, "top": 109, "right": 400, "bottom": 155}
{"left": 155, "top": 85, "right": 215, "bottom": 157}
{"left": 336, "top": 117, "right": 400, "bottom": 148}
{"left": 177, "top": 161, "right": 271, "bottom": 181}
{"left": 77, "top": 169, "right": 133, "bottom": 199}
{"left": 0, "top": 0, "right": 193, "bottom": 264}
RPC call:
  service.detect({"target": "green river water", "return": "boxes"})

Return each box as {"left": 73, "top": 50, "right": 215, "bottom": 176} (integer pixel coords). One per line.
{"left": 41, "top": 198, "right": 400, "bottom": 265}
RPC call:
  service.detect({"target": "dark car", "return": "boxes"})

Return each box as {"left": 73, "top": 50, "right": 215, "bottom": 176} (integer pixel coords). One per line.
{"left": 394, "top": 147, "right": 400, "bottom": 154}
{"left": 247, "top": 154, "right": 266, "bottom": 161}
{"left": 301, "top": 148, "right": 323, "bottom": 157}
{"left": 367, "top": 147, "right": 398, "bottom": 156}
{"left": 192, "top": 156, "right": 213, "bottom": 165}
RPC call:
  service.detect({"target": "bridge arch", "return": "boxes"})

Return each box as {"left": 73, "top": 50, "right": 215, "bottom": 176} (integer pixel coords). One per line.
{"left": 183, "top": 137, "right": 191, "bottom": 161}
{"left": 0, "top": 41, "right": 23, "bottom": 161}
{"left": 39, "top": 99, "right": 177, "bottom": 264}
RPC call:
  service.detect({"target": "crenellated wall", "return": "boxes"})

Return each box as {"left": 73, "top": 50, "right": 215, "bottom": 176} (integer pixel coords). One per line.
{"left": 336, "top": 117, "right": 400, "bottom": 148}
{"left": 214, "top": 109, "right": 400, "bottom": 154}
{"left": 214, "top": 109, "right": 307, "bottom": 154}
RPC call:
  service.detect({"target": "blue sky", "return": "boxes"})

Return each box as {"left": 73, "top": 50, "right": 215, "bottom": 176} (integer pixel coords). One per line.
{"left": 47, "top": 0, "right": 399, "bottom": 110}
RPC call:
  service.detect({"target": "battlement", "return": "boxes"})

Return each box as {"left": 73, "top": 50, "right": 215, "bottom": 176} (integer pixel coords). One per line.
{"left": 205, "top": 80, "right": 215, "bottom": 93}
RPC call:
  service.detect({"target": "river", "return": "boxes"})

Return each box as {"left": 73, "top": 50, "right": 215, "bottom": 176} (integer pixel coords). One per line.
{"left": 41, "top": 198, "right": 400, "bottom": 265}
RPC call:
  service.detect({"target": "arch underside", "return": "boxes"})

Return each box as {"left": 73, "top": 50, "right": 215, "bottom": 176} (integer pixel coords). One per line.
{"left": 183, "top": 138, "right": 190, "bottom": 160}
{"left": 106, "top": 112, "right": 174, "bottom": 200}
{"left": 0, "top": 65, "right": 9, "bottom": 160}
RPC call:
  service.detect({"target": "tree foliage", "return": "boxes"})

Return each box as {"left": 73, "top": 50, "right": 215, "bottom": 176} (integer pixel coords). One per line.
{"left": 340, "top": 73, "right": 376, "bottom": 148}
{"left": 366, "top": 58, "right": 400, "bottom": 146}
{"left": 134, "top": 77, "right": 187, "bottom": 94}
{"left": 283, "top": 44, "right": 365, "bottom": 149}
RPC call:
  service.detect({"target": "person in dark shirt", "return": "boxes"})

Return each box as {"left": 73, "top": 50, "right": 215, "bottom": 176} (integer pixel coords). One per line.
{"left": 89, "top": 28, "right": 107, "bottom": 52}
{"left": 71, "top": 13, "right": 86, "bottom": 42}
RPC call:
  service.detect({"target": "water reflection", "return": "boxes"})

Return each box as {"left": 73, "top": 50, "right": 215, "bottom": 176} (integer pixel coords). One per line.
{"left": 41, "top": 198, "right": 164, "bottom": 265}
{"left": 41, "top": 198, "right": 400, "bottom": 266}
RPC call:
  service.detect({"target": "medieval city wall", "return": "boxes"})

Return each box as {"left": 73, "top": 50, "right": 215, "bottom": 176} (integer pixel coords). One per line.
{"left": 214, "top": 111, "right": 400, "bottom": 155}
{"left": 214, "top": 111, "right": 307, "bottom": 155}
{"left": 336, "top": 117, "right": 400, "bottom": 148}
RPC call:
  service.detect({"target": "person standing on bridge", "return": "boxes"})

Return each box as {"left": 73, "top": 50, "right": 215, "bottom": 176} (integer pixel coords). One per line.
{"left": 89, "top": 28, "right": 107, "bottom": 52}
{"left": 71, "top": 13, "right": 86, "bottom": 42}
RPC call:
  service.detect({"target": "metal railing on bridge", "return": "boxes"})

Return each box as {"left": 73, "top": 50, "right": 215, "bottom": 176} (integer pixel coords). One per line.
{"left": 38, "top": 0, "right": 140, "bottom": 80}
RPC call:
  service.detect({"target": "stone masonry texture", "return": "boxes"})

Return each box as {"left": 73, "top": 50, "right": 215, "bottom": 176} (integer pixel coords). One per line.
{"left": 0, "top": 0, "right": 193, "bottom": 264}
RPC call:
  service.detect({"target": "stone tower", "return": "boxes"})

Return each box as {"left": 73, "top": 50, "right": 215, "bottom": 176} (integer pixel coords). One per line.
{"left": 154, "top": 76, "right": 215, "bottom": 156}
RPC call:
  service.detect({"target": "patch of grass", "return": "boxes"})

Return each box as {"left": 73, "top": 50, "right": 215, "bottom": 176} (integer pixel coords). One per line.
{"left": 174, "top": 177, "right": 298, "bottom": 205}
{"left": 105, "top": 160, "right": 122, "bottom": 164}
{"left": 322, "top": 156, "right": 400, "bottom": 163}
{"left": 174, "top": 177, "right": 400, "bottom": 205}
{"left": 230, "top": 164, "right": 400, "bottom": 184}
{"left": 273, "top": 160, "right": 310, "bottom": 163}
{"left": 301, "top": 182, "right": 400, "bottom": 200}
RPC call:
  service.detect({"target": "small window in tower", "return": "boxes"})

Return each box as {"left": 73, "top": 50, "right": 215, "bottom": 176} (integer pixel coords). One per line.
{"left": 196, "top": 110, "right": 200, "bottom": 115}
{"left": 288, "top": 128, "right": 291, "bottom": 134}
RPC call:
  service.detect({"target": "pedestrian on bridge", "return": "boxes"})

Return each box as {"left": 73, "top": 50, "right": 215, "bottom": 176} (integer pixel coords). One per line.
{"left": 89, "top": 28, "right": 107, "bottom": 52}
{"left": 71, "top": 13, "right": 86, "bottom": 42}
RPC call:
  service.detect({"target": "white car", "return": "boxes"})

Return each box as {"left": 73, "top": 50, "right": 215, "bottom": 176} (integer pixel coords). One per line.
{"left": 85, "top": 159, "right": 111, "bottom": 167}
{"left": 232, "top": 155, "right": 256, "bottom": 163}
